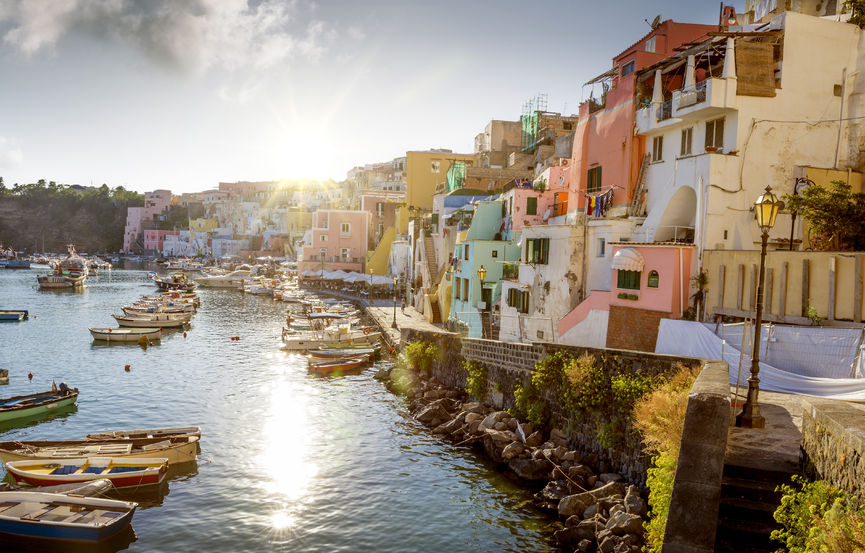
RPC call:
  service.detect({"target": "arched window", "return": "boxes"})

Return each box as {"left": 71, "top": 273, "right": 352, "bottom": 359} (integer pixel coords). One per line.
{"left": 647, "top": 270, "right": 660, "bottom": 288}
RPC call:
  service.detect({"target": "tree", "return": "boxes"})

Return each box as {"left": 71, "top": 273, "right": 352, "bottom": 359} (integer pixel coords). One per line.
{"left": 844, "top": 0, "right": 865, "bottom": 27}
{"left": 783, "top": 180, "right": 865, "bottom": 251}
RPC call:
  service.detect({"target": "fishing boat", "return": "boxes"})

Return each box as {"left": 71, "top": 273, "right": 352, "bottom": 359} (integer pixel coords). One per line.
{"left": 308, "top": 347, "right": 378, "bottom": 358}
{"left": 0, "top": 389, "right": 79, "bottom": 423}
{"left": 194, "top": 269, "right": 252, "bottom": 289}
{"left": 0, "top": 435, "right": 199, "bottom": 466}
{"left": 6, "top": 457, "right": 169, "bottom": 489}
{"left": 0, "top": 245, "right": 30, "bottom": 269}
{"left": 89, "top": 328, "right": 161, "bottom": 343}
{"left": 0, "top": 310, "right": 27, "bottom": 321}
{"left": 0, "top": 491, "right": 136, "bottom": 542}
{"left": 112, "top": 313, "right": 192, "bottom": 328}
{"left": 36, "top": 245, "right": 87, "bottom": 289}
{"left": 122, "top": 303, "right": 194, "bottom": 315}
{"left": 308, "top": 356, "right": 368, "bottom": 373}
{"left": 86, "top": 426, "right": 201, "bottom": 441}
{"left": 152, "top": 272, "right": 195, "bottom": 291}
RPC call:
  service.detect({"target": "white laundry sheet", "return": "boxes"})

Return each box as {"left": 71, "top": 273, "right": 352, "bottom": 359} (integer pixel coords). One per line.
{"left": 655, "top": 319, "right": 865, "bottom": 401}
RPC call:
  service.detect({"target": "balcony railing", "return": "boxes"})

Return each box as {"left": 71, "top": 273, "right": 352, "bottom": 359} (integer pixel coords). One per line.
{"left": 502, "top": 262, "right": 519, "bottom": 280}
{"left": 308, "top": 255, "right": 364, "bottom": 263}
{"left": 551, "top": 201, "right": 569, "bottom": 217}
{"left": 676, "top": 81, "right": 707, "bottom": 109}
{"left": 657, "top": 100, "right": 672, "bottom": 121}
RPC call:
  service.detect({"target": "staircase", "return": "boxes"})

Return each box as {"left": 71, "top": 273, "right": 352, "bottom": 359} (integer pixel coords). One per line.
{"left": 714, "top": 463, "right": 794, "bottom": 553}
{"left": 429, "top": 299, "right": 442, "bottom": 324}
{"left": 423, "top": 235, "right": 439, "bottom": 283}
{"left": 481, "top": 311, "right": 493, "bottom": 339}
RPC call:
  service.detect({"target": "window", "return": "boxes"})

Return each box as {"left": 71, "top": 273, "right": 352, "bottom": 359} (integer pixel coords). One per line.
{"left": 455, "top": 279, "right": 461, "bottom": 300}
{"left": 463, "top": 245, "right": 469, "bottom": 260}
{"left": 525, "top": 238, "right": 550, "bottom": 264}
{"left": 463, "top": 278, "right": 469, "bottom": 301}
{"left": 509, "top": 197, "right": 513, "bottom": 215}
{"left": 652, "top": 136, "right": 664, "bottom": 162}
{"left": 319, "top": 248, "right": 328, "bottom": 259}
{"left": 617, "top": 270, "right": 641, "bottom": 290}
{"left": 680, "top": 127, "right": 693, "bottom": 156}
{"left": 587, "top": 166, "right": 602, "bottom": 193}
{"left": 645, "top": 36, "right": 656, "bottom": 53}
{"left": 320, "top": 234, "right": 327, "bottom": 242}
{"left": 507, "top": 289, "right": 530, "bottom": 314}
{"left": 431, "top": 161, "right": 441, "bottom": 173}
{"left": 320, "top": 215, "right": 328, "bottom": 229}
{"left": 705, "top": 118, "right": 725, "bottom": 150}
{"left": 598, "top": 238, "right": 606, "bottom": 257}
{"left": 340, "top": 222, "right": 350, "bottom": 236}
{"left": 647, "top": 270, "right": 660, "bottom": 288}
{"left": 492, "top": 250, "right": 498, "bottom": 258}
{"left": 622, "top": 60, "right": 635, "bottom": 77}
{"left": 340, "top": 248, "right": 351, "bottom": 260}
{"left": 526, "top": 197, "right": 538, "bottom": 215}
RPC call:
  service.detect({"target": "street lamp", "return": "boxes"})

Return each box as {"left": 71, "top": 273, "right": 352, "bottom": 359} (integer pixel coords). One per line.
{"left": 391, "top": 275, "right": 399, "bottom": 329}
{"left": 368, "top": 267, "right": 373, "bottom": 301}
{"left": 477, "top": 265, "right": 487, "bottom": 338}
{"left": 736, "top": 186, "right": 784, "bottom": 429}
{"left": 789, "top": 177, "right": 813, "bottom": 251}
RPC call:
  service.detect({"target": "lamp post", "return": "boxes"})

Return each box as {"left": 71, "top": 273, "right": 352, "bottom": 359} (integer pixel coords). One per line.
{"left": 736, "top": 186, "right": 784, "bottom": 429}
{"left": 368, "top": 267, "right": 373, "bottom": 301}
{"left": 477, "top": 265, "right": 487, "bottom": 338}
{"left": 391, "top": 275, "right": 399, "bottom": 329}
{"left": 789, "top": 177, "right": 813, "bottom": 251}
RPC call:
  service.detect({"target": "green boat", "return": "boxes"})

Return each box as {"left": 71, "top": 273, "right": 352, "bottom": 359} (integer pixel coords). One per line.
{"left": 0, "top": 388, "right": 79, "bottom": 423}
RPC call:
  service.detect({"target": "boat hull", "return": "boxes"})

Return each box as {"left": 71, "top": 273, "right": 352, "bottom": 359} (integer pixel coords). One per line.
{"left": 0, "top": 392, "right": 78, "bottom": 423}
{"left": 0, "top": 492, "right": 135, "bottom": 543}
{"left": 0, "top": 437, "right": 199, "bottom": 466}
{"left": 89, "top": 328, "right": 161, "bottom": 342}
{"left": 6, "top": 457, "right": 168, "bottom": 488}
{"left": 112, "top": 315, "right": 190, "bottom": 328}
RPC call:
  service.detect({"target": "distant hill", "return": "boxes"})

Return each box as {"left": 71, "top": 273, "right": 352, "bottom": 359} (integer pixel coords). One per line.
{"left": 0, "top": 178, "right": 144, "bottom": 253}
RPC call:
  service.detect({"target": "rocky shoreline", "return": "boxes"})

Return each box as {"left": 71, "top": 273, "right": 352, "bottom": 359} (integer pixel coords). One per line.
{"left": 381, "top": 366, "right": 649, "bottom": 553}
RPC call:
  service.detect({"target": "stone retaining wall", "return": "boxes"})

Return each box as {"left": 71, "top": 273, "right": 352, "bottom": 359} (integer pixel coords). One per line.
{"left": 801, "top": 397, "right": 865, "bottom": 499}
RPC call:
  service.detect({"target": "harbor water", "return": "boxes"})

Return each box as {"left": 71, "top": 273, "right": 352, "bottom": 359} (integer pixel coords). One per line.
{"left": 0, "top": 269, "right": 555, "bottom": 552}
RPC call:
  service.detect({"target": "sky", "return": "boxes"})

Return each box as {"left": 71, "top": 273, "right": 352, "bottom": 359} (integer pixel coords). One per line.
{"left": 0, "top": 0, "right": 738, "bottom": 194}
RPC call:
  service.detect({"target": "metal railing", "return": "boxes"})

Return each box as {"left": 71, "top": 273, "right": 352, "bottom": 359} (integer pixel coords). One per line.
{"left": 657, "top": 100, "right": 673, "bottom": 121}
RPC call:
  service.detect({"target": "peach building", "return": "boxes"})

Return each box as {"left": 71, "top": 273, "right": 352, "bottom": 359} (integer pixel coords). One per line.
{"left": 123, "top": 189, "right": 173, "bottom": 252}
{"left": 298, "top": 210, "right": 370, "bottom": 275}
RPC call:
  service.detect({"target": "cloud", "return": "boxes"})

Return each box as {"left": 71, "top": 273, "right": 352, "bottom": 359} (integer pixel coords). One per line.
{"left": 0, "top": 0, "right": 331, "bottom": 74}
{"left": 0, "top": 136, "right": 23, "bottom": 169}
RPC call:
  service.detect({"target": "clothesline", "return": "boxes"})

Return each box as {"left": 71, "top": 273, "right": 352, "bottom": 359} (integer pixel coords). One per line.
{"left": 585, "top": 186, "right": 618, "bottom": 217}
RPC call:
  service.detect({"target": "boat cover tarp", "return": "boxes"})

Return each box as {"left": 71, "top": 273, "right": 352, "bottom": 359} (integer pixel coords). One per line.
{"left": 655, "top": 319, "right": 865, "bottom": 401}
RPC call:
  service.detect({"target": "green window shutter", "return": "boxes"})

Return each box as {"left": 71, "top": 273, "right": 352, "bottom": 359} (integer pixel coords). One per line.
{"left": 541, "top": 238, "right": 550, "bottom": 264}
{"left": 526, "top": 197, "right": 537, "bottom": 215}
{"left": 617, "top": 270, "right": 641, "bottom": 290}
{"left": 431, "top": 213, "right": 438, "bottom": 225}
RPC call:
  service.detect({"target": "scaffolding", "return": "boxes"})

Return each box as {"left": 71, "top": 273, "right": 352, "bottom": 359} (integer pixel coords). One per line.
{"left": 521, "top": 93, "right": 548, "bottom": 152}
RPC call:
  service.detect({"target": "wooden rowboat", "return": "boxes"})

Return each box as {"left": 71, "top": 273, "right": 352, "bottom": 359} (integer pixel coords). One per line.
{"left": 6, "top": 457, "right": 168, "bottom": 488}
{"left": 308, "top": 356, "right": 368, "bottom": 373}
{"left": 87, "top": 426, "right": 201, "bottom": 441}
{"left": 112, "top": 314, "right": 190, "bottom": 328}
{"left": 0, "top": 491, "right": 136, "bottom": 542}
{"left": 308, "top": 348, "right": 377, "bottom": 358}
{"left": 89, "top": 327, "right": 161, "bottom": 343}
{"left": 0, "top": 436, "right": 199, "bottom": 466}
{"left": 0, "top": 390, "right": 78, "bottom": 423}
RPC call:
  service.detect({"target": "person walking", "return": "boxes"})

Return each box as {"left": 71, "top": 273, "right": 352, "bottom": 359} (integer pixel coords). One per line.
{"left": 401, "top": 297, "right": 406, "bottom": 315}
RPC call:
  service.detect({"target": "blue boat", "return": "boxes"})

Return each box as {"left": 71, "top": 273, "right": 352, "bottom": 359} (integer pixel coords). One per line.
{"left": 0, "top": 246, "right": 30, "bottom": 269}
{"left": 0, "top": 310, "right": 28, "bottom": 321}
{"left": 0, "top": 491, "right": 136, "bottom": 542}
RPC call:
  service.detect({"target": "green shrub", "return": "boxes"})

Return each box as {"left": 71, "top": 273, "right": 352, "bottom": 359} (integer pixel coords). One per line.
{"left": 404, "top": 340, "right": 441, "bottom": 374}
{"left": 463, "top": 360, "right": 488, "bottom": 401}
{"left": 511, "top": 382, "right": 549, "bottom": 428}
{"left": 643, "top": 451, "right": 677, "bottom": 552}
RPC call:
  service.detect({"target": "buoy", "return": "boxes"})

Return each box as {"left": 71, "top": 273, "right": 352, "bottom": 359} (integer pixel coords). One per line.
{"left": 28, "top": 372, "right": 33, "bottom": 380}
{"left": 124, "top": 365, "right": 131, "bottom": 372}
{"left": 183, "top": 332, "right": 187, "bottom": 338}
{"left": 149, "top": 341, "right": 154, "bottom": 346}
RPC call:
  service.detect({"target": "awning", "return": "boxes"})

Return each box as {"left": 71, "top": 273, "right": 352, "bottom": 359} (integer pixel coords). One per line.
{"left": 610, "top": 248, "right": 645, "bottom": 272}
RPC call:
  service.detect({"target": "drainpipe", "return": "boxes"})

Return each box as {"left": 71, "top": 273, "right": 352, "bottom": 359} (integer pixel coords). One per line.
{"left": 679, "top": 246, "right": 685, "bottom": 317}
{"left": 835, "top": 67, "right": 848, "bottom": 169}
{"left": 651, "top": 69, "right": 663, "bottom": 123}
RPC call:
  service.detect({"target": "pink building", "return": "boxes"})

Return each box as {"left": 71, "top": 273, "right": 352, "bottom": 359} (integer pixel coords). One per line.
{"left": 143, "top": 230, "right": 180, "bottom": 254}
{"left": 299, "top": 210, "right": 370, "bottom": 275}
{"left": 360, "top": 190, "right": 404, "bottom": 247}
{"left": 123, "top": 189, "right": 174, "bottom": 252}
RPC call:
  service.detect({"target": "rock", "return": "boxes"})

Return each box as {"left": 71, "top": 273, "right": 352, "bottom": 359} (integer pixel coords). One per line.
{"left": 550, "top": 427, "right": 568, "bottom": 442}
{"left": 467, "top": 420, "right": 482, "bottom": 434}
{"left": 507, "top": 418, "right": 518, "bottom": 431}
{"left": 551, "top": 445, "right": 568, "bottom": 462}
{"left": 493, "top": 421, "right": 508, "bottom": 431}
{"left": 553, "top": 526, "right": 583, "bottom": 548}
{"left": 605, "top": 510, "right": 643, "bottom": 535}
{"left": 423, "top": 389, "right": 444, "bottom": 400}
{"left": 508, "top": 457, "right": 553, "bottom": 480}
{"left": 433, "top": 418, "right": 462, "bottom": 435}
{"left": 479, "top": 411, "right": 506, "bottom": 431}
{"left": 520, "top": 422, "right": 534, "bottom": 436}
{"left": 583, "top": 503, "right": 599, "bottom": 518}
{"left": 541, "top": 441, "right": 556, "bottom": 450}
{"left": 565, "top": 514, "right": 582, "bottom": 527}
{"left": 462, "top": 401, "right": 483, "bottom": 413}
{"left": 445, "top": 389, "right": 462, "bottom": 399}
{"left": 558, "top": 495, "right": 588, "bottom": 518}
{"left": 598, "top": 535, "right": 615, "bottom": 553}
{"left": 559, "top": 482, "right": 628, "bottom": 510}
{"left": 577, "top": 539, "right": 593, "bottom": 552}
{"left": 537, "top": 479, "right": 570, "bottom": 508}
{"left": 525, "top": 431, "right": 544, "bottom": 447}
{"left": 600, "top": 473, "right": 623, "bottom": 484}
{"left": 575, "top": 519, "right": 603, "bottom": 540}
{"left": 531, "top": 448, "right": 546, "bottom": 460}
{"left": 569, "top": 464, "right": 594, "bottom": 479}
{"left": 609, "top": 504, "right": 624, "bottom": 517}
{"left": 415, "top": 400, "right": 451, "bottom": 426}
{"left": 562, "top": 450, "right": 577, "bottom": 462}
{"left": 624, "top": 489, "right": 647, "bottom": 517}
{"left": 586, "top": 475, "right": 598, "bottom": 488}
{"left": 464, "top": 412, "right": 483, "bottom": 424}
{"left": 501, "top": 441, "right": 524, "bottom": 460}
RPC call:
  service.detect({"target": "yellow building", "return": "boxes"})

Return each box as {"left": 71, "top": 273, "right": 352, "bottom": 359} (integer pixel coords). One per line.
{"left": 189, "top": 218, "right": 219, "bottom": 232}
{"left": 405, "top": 149, "right": 475, "bottom": 209}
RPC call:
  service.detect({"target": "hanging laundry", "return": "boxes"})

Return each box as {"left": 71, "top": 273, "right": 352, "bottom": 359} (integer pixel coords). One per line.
{"left": 585, "top": 194, "right": 593, "bottom": 216}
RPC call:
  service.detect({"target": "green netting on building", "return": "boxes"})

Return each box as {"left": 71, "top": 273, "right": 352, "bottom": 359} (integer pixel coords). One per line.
{"left": 521, "top": 111, "right": 539, "bottom": 152}
{"left": 446, "top": 161, "right": 467, "bottom": 192}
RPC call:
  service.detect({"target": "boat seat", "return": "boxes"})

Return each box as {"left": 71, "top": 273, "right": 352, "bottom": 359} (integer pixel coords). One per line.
{"left": 92, "top": 511, "right": 123, "bottom": 525}
{"left": 108, "top": 466, "right": 143, "bottom": 474}
{"left": 61, "top": 509, "right": 92, "bottom": 524}
{"left": 82, "top": 466, "right": 105, "bottom": 474}
{"left": 52, "top": 465, "right": 81, "bottom": 475}
{"left": 20, "top": 506, "right": 56, "bottom": 520}
{"left": 0, "top": 501, "right": 17, "bottom": 513}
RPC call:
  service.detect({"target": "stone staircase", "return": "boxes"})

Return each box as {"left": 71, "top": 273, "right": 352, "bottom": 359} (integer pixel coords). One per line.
{"left": 714, "top": 463, "right": 794, "bottom": 553}
{"left": 423, "top": 235, "right": 439, "bottom": 283}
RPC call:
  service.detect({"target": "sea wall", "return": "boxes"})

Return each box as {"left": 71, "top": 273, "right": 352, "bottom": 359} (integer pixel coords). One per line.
{"left": 801, "top": 397, "right": 865, "bottom": 499}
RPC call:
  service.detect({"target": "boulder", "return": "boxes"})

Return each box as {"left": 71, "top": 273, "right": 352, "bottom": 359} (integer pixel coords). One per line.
{"left": 433, "top": 418, "right": 462, "bottom": 435}
{"left": 551, "top": 445, "right": 569, "bottom": 462}
{"left": 493, "top": 421, "right": 508, "bottom": 431}
{"left": 524, "top": 431, "right": 544, "bottom": 447}
{"left": 508, "top": 458, "right": 553, "bottom": 480}
{"left": 464, "top": 412, "right": 484, "bottom": 424}
{"left": 600, "top": 472, "right": 624, "bottom": 484}
{"left": 559, "top": 482, "right": 628, "bottom": 510}
{"left": 555, "top": 520, "right": 598, "bottom": 546}
{"left": 586, "top": 475, "right": 598, "bottom": 488}
{"left": 624, "top": 486, "right": 647, "bottom": 517}
{"left": 479, "top": 411, "right": 506, "bottom": 431}
{"left": 568, "top": 464, "right": 594, "bottom": 479}
{"left": 415, "top": 400, "right": 451, "bottom": 426}
{"left": 605, "top": 510, "right": 643, "bottom": 535}
{"left": 507, "top": 418, "right": 519, "bottom": 431}
{"left": 583, "top": 503, "right": 599, "bottom": 518}
{"left": 562, "top": 450, "right": 577, "bottom": 462}
{"left": 462, "top": 401, "right": 484, "bottom": 413}
{"left": 598, "top": 535, "right": 615, "bottom": 553}
{"left": 466, "top": 420, "right": 482, "bottom": 434}
{"left": 558, "top": 495, "right": 588, "bottom": 518}
{"left": 577, "top": 539, "right": 593, "bottom": 552}
{"left": 501, "top": 441, "right": 524, "bottom": 460}
{"left": 550, "top": 427, "right": 568, "bottom": 442}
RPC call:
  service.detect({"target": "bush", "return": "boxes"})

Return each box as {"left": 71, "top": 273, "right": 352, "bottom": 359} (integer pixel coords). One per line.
{"left": 772, "top": 475, "right": 865, "bottom": 552}
{"left": 404, "top": 340, "right": 441, "bottom": 374}
{"left": 463, "top": 360, "right": 488, "bottom": 401}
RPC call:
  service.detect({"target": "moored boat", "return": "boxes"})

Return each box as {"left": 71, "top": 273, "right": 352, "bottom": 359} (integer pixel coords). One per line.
{"left": 0, "top": 491, "right": 136, "bottom": 542}
{"left": 0, "top": 436, "right": 199, "bottom": 466}
{"left": 308, "top": 347, "right": 377, "bottom": 358}
{"left": 112, "top": 313, "right": 191, "bottom": 328}
{"left": 89, "top": 327, "right": 161, "bottom": 343}
{"left": 0, "top": 389, "right": 79, "bottom": 423}
{"left": 36, "top": 244, "right": 87, "bottom": 289}
{"left": 308, "top": 356, "right": 368, "bottom": 373}
{"left": 87, "top": 426, "right": 201, "bottom": 441}
{"left": 6, "top": 457, "right": 169, "bottom": 489}
{"left": 0, "top": 369, "right": 8, "bottom": 384}
{"left": 0, "top": 311, "right": 27, "bottom": 321}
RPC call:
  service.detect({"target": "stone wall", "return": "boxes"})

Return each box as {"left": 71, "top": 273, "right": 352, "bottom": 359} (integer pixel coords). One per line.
{"left": 401, "top": 328, "right": 705, "bottom": 485}
{"left": 606, "top": 305, "right": 670, "bottom": 352}
{"left": 801, "top": 397, "right": 865, "bottom": 499}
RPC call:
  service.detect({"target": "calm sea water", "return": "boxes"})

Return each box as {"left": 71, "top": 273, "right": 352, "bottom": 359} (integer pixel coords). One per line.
{"left": 0, "top": 268, "right": 554, "bottom": 552}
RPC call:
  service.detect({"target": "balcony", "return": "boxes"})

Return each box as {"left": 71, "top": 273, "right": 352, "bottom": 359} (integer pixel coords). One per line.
{"left": 635, "top": 78, "right": 737, "bottom": 134}
{"left": 551, "top": 201, "right": 569, "bottom": 217}
{"left": 501, "top": 261, "right": 519, "bottom": 280}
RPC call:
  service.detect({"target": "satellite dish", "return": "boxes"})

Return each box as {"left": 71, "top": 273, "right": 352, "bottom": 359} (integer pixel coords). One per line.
{"left": 651, "top": 15, "right": 662, "bottom": 29}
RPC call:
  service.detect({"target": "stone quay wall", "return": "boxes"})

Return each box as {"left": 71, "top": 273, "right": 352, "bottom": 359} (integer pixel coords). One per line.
{"left": 801, "top": 397, "right": 865, "bottom": 499}
{"left": 400, "top": 328, "right": 707, "bottom": 486}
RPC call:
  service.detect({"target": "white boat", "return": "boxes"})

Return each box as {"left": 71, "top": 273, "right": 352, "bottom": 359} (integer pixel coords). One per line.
{"left": 87, "top": 426, "right": 201, "bottom": 441}
{"left": 89, "top": 328, "right": 161, "bottom": 343}
{"left": 281, "top": 325, "right": 381, "bottom": 351}
{"left": 37, "top": 245, "right": 87, "bottom": 290}
{"left": 194, "top": 269, "right": 252, "bottom": 289}
{"left": 112, "top": 313, "right": 191, "bottom": 328}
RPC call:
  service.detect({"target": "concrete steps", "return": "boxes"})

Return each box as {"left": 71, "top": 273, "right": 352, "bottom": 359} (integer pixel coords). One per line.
{"left": 423, "top": 235, "right": 438, "bottom": 283}
{"left": 714, "top": 463, "right": 794, "bottom": 553}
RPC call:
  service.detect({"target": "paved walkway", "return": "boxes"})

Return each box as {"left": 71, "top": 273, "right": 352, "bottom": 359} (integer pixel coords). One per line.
{"left": 366, "top": 305, "right": 444, "bottom": 348}
{"left": 725, "top": 388, "right": 805, "bottom": 473}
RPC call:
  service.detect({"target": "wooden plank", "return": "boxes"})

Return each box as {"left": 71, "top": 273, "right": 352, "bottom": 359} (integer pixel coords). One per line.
{"left": 717, "top": 265, "right": 726, "bottom": 312}
{"left": 750, "top": 264, "right": 758, "bottom": 312}
{"left": 802, "top": 258, "right": 810, "bottom": 317}
{"left": 765, "top": 268, "right": 774, "bottom": 315}
{"left": 779, "top": 261, "right": 788, "bottom": 318}
{"left": 828, "top": 256, "right": 836, "bottom": 321}
{"left": 855, "top": 255, "right": 863, "bottom": 323}
{"left": 737, "top": 264, "right": 744, "bottom": 310}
